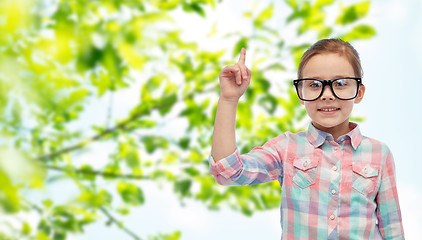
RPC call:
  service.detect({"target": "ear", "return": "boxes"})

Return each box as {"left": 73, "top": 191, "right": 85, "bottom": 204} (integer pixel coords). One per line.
{"left": 354, "top": 84, "right": 365, "bottom": 104}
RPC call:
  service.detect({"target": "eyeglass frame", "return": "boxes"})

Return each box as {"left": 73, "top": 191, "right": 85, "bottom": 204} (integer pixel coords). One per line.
{"left": 292, "top": 77, "right": 362, "bottom": 101}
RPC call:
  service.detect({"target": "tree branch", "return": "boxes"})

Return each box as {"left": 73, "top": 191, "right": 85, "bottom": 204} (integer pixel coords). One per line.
{"left": 36, "top": 101, "right": 162, "bottom": 161}
{"left": 36, "top": 88, "right": 215, "bottom": 162}
{"left": 24, "top": 199, "right": 143, "bottom": 240}
{"left": 99, "top": 206, "right": 143, "bottom": 240}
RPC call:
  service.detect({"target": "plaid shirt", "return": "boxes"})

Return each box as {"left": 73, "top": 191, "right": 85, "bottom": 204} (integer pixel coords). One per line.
{"left": 209, "top": 123, "right": 404, "bottom": 239}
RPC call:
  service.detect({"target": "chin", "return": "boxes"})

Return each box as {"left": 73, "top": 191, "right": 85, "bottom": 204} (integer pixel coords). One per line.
{"left": 315, "top": 122, "right": 337, "bottom": 129}
{"left": 313, "top": 118, "right": 348, "bottom": 129}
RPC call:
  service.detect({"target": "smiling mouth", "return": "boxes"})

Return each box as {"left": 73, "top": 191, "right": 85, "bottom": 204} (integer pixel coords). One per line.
{"left": 318, "top": 108, "right": 340, "bottom": 112}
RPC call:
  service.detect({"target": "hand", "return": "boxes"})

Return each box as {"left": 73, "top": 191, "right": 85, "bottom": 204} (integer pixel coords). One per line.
{"left": 219, "top": 48, "right": 251, "bottom": 102}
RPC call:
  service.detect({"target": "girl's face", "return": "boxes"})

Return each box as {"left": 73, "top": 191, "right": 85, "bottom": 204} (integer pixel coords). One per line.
{"left": 301, "top": 53, "right": 365, "bottom": 137}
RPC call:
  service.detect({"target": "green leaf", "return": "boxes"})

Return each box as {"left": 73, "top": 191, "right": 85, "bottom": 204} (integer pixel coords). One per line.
{"left": 116, "top": 182, "right": 145, "bottom": 206}
{"left": 135, "top": 119, "right": 157, "bottom": 128}
{"left": 170, "top": 53, "right": 194, "bottom": 77}
{"left": 174, "top": 179, "right": 191, "bottom": 197}
{"left": 117, "top": 207, "right": 131, "bottom": 215}
{"left": 336, "top": 1, "right": 370, "bottom": 25}
{"left": 318, "top": 26, "right": 333, "bottom": 39}
{"left": 255, "top": 76, "right": 271, "bottom": 92}
{"left": 36, "top": 230, "right": 51, "bottom": 240}
{"left": 47, "top": 206, "right": 89, "bottom": 234}
{"left": 53, "top": 231, "right": 66, "bottom": 240}
{"left": 165, "top": 230, "right": 182, "bottom": 240}
{"left": 77, "top": 45, "right": 103, "bottom": 71}
{"left": 43, "top": 199, "right": 54, "bottom": 208}
{"left": 141, "top": 135, "right": 169, "bottom": 153}
{"left": 238, "top": 199, "right": 253, "bottom": 216}
{"left": 287, "top": 2, "right": 311, "bottom": 23}
{"left": 259, "top": 95, "right": 277, "bottom": 114}
{"left": 0, "top": 169, "right": 20, "bottom": 213}
{"left": 315, "top": 0, "right": 336, "bottom": 8}
{"left": 254, "top": 4, "right": 274, "bottom": 28}
{"left": 101, "top": 43, "right": 124, "bottom": 82}
{"left": 158, "top": 92, "right": 178, "bottom": 116}
{"left": 125, "top": 149, "right": 140, "bottom": 168}
{"left": 145, "top": 74, "right": 166, "bottom": 92}
{"left": 103, "top": 164, "right": 121, "bottom": 180}
{"left": 21, "top": 221, "right": 31, "bottom": 235}
{"left": 178, "top": 137, "right": 190, "bottom": 150}
{"left": 77, "top": 189, "right": 112, "bottom": 208}
{"left": 67, "top": 89, "right": 89, "bottom": 106}
{"left": 150, "top": 0, "right": 182, "bottom": 10}
{"left": 184, "top": 167, "right": 200, "bottom": 177}
{"left": 78, "top": 164, "right": 96, "bottom": 181}
{"left": 291, "top": 44, "right": 311, "bottom": 69}
{"left": 147, "top": 231, "right": 182, "bottom": 240}
{"left": 285, "top": 0, "right": 297, "bottom": 10}
{"left": 298, "top": 6, "right": 326, "bottom": 34}
{"left": 182, "top": 3, "right": 206, "bottom": 17}
{"left": 243, "top": 11, "right": 252, "bottom": 18}
{"left": 350, "top": 115, "right": 366, "bottom": 123}
{"left": 340, "top": 24, "right": 376, "bottom": 41}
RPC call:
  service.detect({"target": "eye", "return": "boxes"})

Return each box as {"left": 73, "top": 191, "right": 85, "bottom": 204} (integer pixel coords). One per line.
{"left": 334, "top": 79, "right": 347, "bottom": 87}
{"left": 309, "top": 81, "right": 322, "bottom": 88}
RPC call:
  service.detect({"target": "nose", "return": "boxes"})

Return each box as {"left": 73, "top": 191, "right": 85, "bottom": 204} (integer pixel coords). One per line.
{"left": 320, "top": 86, "right": 335, "bottom": 100}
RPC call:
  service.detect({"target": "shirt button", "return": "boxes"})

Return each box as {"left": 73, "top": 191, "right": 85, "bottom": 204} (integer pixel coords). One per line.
{"left": 303, "top": 161, "right": 309, "bottom": 167}
{"left": 330, "top": 214, "right": 335, "bottom": 220}
{"left": 332, "top": 166, "right": 337, "bottom": 171}
{"left": 333, "top": 147, "right": 339, "bottom": 151}
{"left": 331, "top": 189, "right": 336, "bottom": 195}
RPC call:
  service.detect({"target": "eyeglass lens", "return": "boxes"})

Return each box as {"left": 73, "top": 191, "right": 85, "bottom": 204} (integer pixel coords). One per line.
{"left": 297, "top": 78, "right": 358, "bottom": 100}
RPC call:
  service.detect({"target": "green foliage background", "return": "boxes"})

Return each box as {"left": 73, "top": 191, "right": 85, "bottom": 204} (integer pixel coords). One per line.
{"left": 0, "top": 0, "right": 374, "bottom": 239}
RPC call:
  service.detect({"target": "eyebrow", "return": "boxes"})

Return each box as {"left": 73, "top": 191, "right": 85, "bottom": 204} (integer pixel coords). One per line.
{"left": 303, "top": 75, "right": 352, "bottom": 79}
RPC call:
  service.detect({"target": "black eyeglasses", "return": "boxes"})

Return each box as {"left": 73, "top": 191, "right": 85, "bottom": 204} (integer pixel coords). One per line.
{"left": 293, "top": 77, "right": 362, "bottom": 101}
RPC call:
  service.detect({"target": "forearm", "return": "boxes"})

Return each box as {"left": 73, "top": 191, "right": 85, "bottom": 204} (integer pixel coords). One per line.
{"left": 376, "top": 152, "right": 405, "bottom": 239}
{"left": 210, "top": 98, "right": 239, "bottom": 162}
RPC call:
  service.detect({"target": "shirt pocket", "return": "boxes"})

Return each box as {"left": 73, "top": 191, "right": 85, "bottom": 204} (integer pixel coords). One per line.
{"left": 292, "top": 156, "right": 319, "bottom": 189}
{"left": 352, "top": 162, "right": 379, "bottom": 196}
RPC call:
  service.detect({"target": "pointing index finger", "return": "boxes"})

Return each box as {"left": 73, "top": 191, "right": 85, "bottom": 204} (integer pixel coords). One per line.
{"left": 238, "top": 48, "right": 246, "bottom": 65}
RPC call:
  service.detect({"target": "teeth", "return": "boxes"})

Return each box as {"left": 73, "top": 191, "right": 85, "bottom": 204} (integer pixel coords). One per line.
{"left": 320, "top": 108, "right": 338, "bottom": 112}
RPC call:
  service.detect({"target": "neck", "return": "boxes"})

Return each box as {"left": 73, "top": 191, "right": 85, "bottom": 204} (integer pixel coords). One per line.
{"left": 312, "top": 120, "right": 350, "bottom": 141}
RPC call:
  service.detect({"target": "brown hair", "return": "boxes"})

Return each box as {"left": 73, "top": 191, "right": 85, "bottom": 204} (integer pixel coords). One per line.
{"left": 298, "top": 38, "right": 363, "bottom": 79}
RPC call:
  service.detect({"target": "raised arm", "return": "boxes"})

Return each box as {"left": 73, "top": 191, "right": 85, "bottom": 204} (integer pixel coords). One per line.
{"left": 211, "top": 48, "right": 251, "bottom": 161}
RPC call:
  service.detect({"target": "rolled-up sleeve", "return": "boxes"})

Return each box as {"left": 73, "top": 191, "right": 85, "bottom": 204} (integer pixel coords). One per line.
{"left": 209, "top": 135, "right": 285, "bottom": 186}
{"left": 376, "top": 150, "right": 405, "bottom": 239}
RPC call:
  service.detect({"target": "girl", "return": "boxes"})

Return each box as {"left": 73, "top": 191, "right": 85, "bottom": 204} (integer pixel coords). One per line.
{"left": 209, "top": 39, "right": 404, "bottom": 239}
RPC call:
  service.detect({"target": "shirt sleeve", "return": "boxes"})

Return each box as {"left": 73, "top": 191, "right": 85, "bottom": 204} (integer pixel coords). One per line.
{"left": 209, "top": 135, "right": 284, "bottom": 186}
{"left": 375, "top": 149, "right": 405, "bottom": 239}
